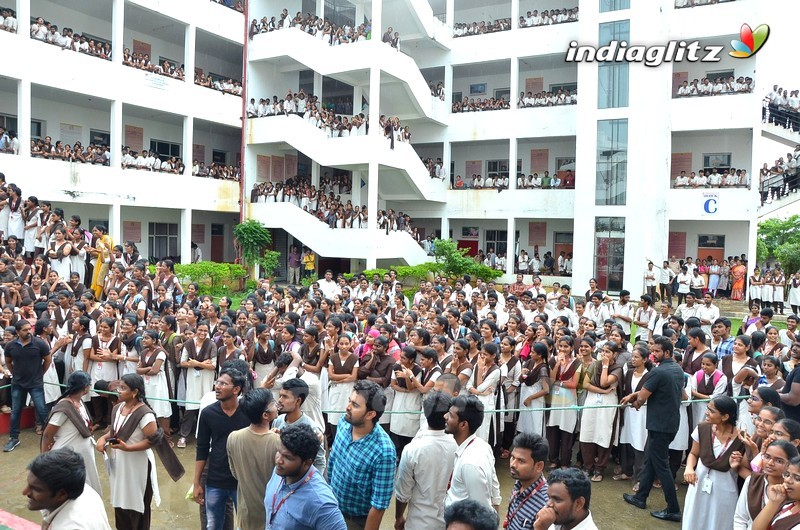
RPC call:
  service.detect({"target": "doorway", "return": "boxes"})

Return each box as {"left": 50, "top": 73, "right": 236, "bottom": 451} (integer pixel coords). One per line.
{"left": 210, "top": 224, "right": 224, "bottom": 262}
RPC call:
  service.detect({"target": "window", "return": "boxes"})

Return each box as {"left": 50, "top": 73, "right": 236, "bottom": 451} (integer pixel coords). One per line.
{"left": 598, "top": 21, "right": 630, "bottom": 108}
{"left": 150, "top": 139, "right": 181, "bottom": 162}
{"left": 703, "top": 153, "right": 732, "bottom": 172}
{"left": 0, "top": 115, "right": 43, "bottom": 140}
{"left": 550, "top": 82, "right": 578, "bottom": 94}
{"left": 149, "top": 222, "right": 179, "bottom": 260}
{"left": 698, "top": 235, "right": 725, "bottom": 248}
{"left": 485, "top": 229, "right": 520, "bottom": 256}
{"left": 495, "top": 88, "right": 510, "bottom": 101}
{"left": 555, "top": 232, "right": 573, "bottom": 244}
{"left": 600, "top": 0, "right": 630, "bottom": 12}
{"left": 487, "top": 159, "right": 509, "bottom": 180}
{"left": 596, "top": 119, "right": 628, "bottom": 205}
{"left": 707, "top": 70, "right": 734, "bottom": 82}
{"left": 594, "top": 217, "right": 625, "bottom": 292}
{"left": 90, "top": 130, "right": 110, "bottom": 146}
{"left": 212, "top": 150, "right": 227, "bottom": 165}
{"left": 31, "top": 120, "right": 43, "bottom": 141}
{"left": 452, "top": 92, "right": 462, "bottom": 104}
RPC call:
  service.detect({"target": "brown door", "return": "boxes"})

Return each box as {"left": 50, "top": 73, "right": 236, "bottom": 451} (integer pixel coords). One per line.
{"left": 697, "top": 247, "right": 724, "bottom": 263}
{"left": 210, "top": 224, "right": 224, "bottom": 262}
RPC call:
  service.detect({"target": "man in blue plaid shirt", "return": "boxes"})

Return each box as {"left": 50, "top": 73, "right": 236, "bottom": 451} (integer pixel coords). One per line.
{"left": 328, "top": 379, "right": 396, "bottom": 530}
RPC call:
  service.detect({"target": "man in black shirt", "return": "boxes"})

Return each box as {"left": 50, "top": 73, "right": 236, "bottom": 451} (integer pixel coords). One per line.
{"left": 621, "top": 336, "right": 684, "bottom": 522}
{"left": 193, "top": 366, "right": 249, "bottom": 530}
{"left": 3, "top": 320, "right": 51, "bottom": 452}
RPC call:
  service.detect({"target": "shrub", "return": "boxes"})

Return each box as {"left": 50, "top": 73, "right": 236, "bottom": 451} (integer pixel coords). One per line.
{"left": 150, "top": 262, "right": 248, "bottom": 296}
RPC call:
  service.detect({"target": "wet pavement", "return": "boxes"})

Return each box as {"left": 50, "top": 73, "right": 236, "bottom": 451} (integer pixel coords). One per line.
{"left": 2, "top": 429, "right": 684, "bottom": 529}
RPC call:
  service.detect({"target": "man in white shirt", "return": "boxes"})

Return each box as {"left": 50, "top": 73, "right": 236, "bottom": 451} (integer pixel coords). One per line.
{"left": 30, "top": 17, "right": 47, "bottom": 40}
{"left": 652, "top": 302, "right": 672, "bottom": 338}
{"left": 675, "top": 292, "right": 699, "bottom": 322}
{"left": 444, "top": 395, "right": 501, "bottom": 511}
{"left": 674, "top": 171, "right": 689, "bottom": 188}
{"left": 318, "top": 269, "right": 340, "bottom": 299}
{"left": 780, "top": 315, "right": 798, "bottom": 347}
{"left": 394, "top": 392, "right": 457, "bottom": 530}
{"left": 585, "top": 293, "right": 611, "bottom": 328}
{"left": 553, "top": 295, "right": 578, "bottom": 331}
{"left": 1, "top": 9, "right": 17, "bottom": 32}
{"left": 634, "top": 294, "right": 657, "bottom": 342}
{"left": 696, "top": 293, "right": 720, "bottom": 337}
{"left": 25, "top": 448, "right": 112, "bottom": 529}
{"left": 611, "top": 290, "right": 634, "bottom": 340}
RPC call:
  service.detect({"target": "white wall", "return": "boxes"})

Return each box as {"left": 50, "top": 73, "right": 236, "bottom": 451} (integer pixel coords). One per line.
{"left": 671, "top": 129, "right": 753, "bottom": 177}
{"left": 196, "top": 48, "right": 243, "bottom": 81}
{"left": 452, "top": 67, "right": 510, "bottom": 101}
{"left": 454, "top": 4, "right": 512, "bottom": 24}
{"left": 517, "top": 64, "right": 577, "bottom": 94}
{"left": 450, "top": 137, "right": 575, "bottom": 178}
{"left": 0, "top": 85, "right": 17, "bottom": 118}
{"left": 192, "top": 125, "right": 241, "bottom": 166}
{"left": 673, "top": 43, "right": 756, "bottom": 86}
{"left": 520, "top": 0, "right": 577, "bottom": 15}
{"left": 33, "top": 0, "right": 111, "bottom": 39}
{"left": 121, "top": 110, "right": 183, "bottom": 150}
{"left": 124, "top": 28, "right": 185, "bottom": 67}
{"left": 32, "top": 94, "right": 110, "bottom": 145}
{"left": 248, "top": 62, "right": 301, "bottom": 105}
{"left": 668, "top": 220, "right": 750, "bottom": 259}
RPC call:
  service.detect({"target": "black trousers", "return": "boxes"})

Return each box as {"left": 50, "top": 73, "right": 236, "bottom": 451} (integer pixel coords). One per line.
{"left": 633, "top": 430, "right": 681, "bottom": 514}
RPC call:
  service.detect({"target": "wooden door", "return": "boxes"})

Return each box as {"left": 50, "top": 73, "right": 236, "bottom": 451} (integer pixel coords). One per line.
{"left": 210, "top": 224, "right": 224, "bottom": 262}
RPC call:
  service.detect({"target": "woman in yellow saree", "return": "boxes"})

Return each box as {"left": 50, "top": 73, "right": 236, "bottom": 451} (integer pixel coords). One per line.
{"left": 730, "top": 258, "right": 747, "bottom": 301}
{"left": 89, "top": 225, "right": 113, "bottom": 298}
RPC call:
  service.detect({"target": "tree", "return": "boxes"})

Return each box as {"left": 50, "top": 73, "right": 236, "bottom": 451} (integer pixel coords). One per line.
{"left": 232, "top": 220, "right": 280, "bottom": 279}
{"left": 432, "top": 238, "right": 503, "bottom": 280}
{"left": 758, "top": 215, "right": 800, "bottom": 263}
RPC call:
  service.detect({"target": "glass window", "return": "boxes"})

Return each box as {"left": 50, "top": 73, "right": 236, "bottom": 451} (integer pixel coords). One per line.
{"left": 600, "top": 0, "right": 630, "bottom": 12}
{"left": 598, "top": 63, "right": 629, "bottom": 108}
{"left": 596, "top": 119, "right": 628, "bottom": 205}
{"left": 149, "top": 222, "right": 179, "bottom": 260}
{"left": 599, "top": 20, "right": 630, "bottom": 45}
{"left": 594, "top": 217, "right": 626, "bottom": 292}
{"left": 485, "top": 230, "right": 519, "bottom": 257}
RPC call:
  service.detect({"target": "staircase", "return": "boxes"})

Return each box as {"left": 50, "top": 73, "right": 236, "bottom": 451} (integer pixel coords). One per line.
{"left": 249, "top": 28, "right": 448, "bottom": 124}
{"left": 247, "top": 201, "right": 430, "bottom": 265}
{"left": 247, "top": 114, "right": 446, "bottom": 201}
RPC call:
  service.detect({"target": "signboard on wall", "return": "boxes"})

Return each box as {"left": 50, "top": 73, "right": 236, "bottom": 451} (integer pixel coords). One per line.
{"left": 671, "top": 152, "right": 692, "bottom": 180}
{"left": 668, "top": 232, "right": 687, "bottom": 257}
{"left": 192, "top": 224, "right": 206, "bottom": 244}
{"left": 132, "top": 40, "right": 151, "bottom": 56}
{"left": 124, "top": 125, "right": 144, "bottom": 152}
{"left": 272, "top": 156, "right": 285, "bottom": 181}
{"left": 465, "top": 160, "right": 482, "bottom": 177}
{"left": 528, "top": 222, "right": 547, "bottom": 246}
{"left": 285, "top": 154, "right": 297, "bottom": 179}
{"left": 256, "top": 155, "right": 270, "bottom": 180}
{"left": 193, "top": 144, "right": 205, "bottom": 164}
{"left": 123, "top": 221, "right": 141, "bottom": 243}
{"left": 530, "top": 149, "right": 549, "bottom": 174}
{"left": 525, "top": 77, "right": 544, "bottom": 94}
{"left": 672, "top": 72, "right": 688, "bottom": 97}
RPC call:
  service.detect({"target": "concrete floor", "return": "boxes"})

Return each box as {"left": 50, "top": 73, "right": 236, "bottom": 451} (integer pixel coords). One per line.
{"left": 2, "top": 429, "right": 685, "bottom": 529}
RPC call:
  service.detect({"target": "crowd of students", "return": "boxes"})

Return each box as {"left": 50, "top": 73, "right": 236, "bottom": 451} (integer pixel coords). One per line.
{"left": 29, "top": 16, "right": 112, "bottom": 60}
{"left": 765, "top": 85, "right": 800, "bottom": 133}
{"left": 194, "top": 73, "right": 243, "bottom": 97}
{"left": 760, "top": 147, "right": 800, "bottom": 203}
{"left": 249, "top": 9, "right": 373, "bottom": 48}
{"left": 675, "top": 75, "right": 754, "bottom": 97}
{"left": 673, "top": 167, "right": 750, "bottom": 189}
{"left": 518, "top": 89, "right": 577, "bottom": 107}
{"left": 121, "top": 49, "right": 185, "bottom": 81}
{"left": 28, "top": 136, "right": 110, "bottom": 165}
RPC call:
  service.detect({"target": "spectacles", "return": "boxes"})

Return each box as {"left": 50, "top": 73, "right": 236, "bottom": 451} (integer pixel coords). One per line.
{"left": 771, "top": 429, "right": 789, "bottom": 439}
{"left": 763, "top": 453, "right": 788, "bottom": 466}
{"left": 754, "top": 417, "right": 776, "bottom": 427}
{"left": 214, "top": 380, "right": 231, "bottom": 387}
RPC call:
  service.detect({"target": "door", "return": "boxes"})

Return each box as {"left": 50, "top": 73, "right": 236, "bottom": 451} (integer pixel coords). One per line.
{"left": 595, "top": 237, "right": 625, "bottom": 292}
{"left": 210, "top": 224, "right": 224, "bottom": 262}
{"left": 697, "top": 247, "right": 725, "bottom": 263}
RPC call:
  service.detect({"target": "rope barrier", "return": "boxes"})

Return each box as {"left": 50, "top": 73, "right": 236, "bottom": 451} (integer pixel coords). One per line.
{"left": 42, "top": 381, "right": 203, "bottom": 406}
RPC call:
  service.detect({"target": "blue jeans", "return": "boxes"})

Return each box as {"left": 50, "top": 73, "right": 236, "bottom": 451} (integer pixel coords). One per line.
{"left": 10, "top": 384, "right": 48, "bottom": 439}
{"left": 205, "top": 486, "right": 237, "bottom": 530}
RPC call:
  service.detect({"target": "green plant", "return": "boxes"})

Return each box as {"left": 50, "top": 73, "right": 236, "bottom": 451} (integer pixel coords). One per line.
{"left": 775, "top": 243, "right": 800, "bottom": 276}
{"left": 432, "top": 238, "right": 503, "bottom": 281}
{"left": 233, "top": 219, "right": 281, "bottom": 278}
{"left": 164, "top": 261, "right": 248, "bottom": 295}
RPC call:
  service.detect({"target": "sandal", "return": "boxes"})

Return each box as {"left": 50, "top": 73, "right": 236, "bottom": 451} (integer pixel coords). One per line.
{"left": 591, "top": 472, "right": 603, "bottom": 482}
{"left": 613, "top": 473, "right": 632, "bottom": 481}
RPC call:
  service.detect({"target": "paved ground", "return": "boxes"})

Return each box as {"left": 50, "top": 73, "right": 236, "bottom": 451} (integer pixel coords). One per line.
{"left": 2, "top": 428, "right": 684, "bottom": 529}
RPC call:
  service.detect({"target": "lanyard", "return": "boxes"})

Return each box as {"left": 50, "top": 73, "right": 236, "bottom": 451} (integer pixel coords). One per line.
{"left": 270, "top": 469, "right": 315, "bottom": 524}
{"left": 504, "top": 478, "right": 547, "bottom": 529}
{"left": 771, "top": 503, "right": 800, "bottom": 529}
{"left": 711, "top": 428, "right": 734, "bottom": 462}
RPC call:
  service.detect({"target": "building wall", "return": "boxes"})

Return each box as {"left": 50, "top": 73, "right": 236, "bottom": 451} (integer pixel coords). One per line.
{"left": 32, "top": 95, "right": 111, "bottom": 145}
{"left": 668, "top": 220, "right": 750, "bottom": 259}
{"left": 671, "top": 129, "right": 753, "bottom": 177}
{"left": 32, "top": 0, "right": 111, "bottom": 39}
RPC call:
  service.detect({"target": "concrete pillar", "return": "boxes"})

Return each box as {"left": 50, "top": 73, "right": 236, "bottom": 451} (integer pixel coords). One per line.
{"left": 17, "top": 0, "right": 30, "bottom": 40}
{"left": 355, "top": 2, "right": 364, "bottom": 25}
{"left": 508, "top": 138, "right": 517, "bottom": 190}
{"left": 311, "top": 161, "right": 320, "bottom": 188}
{"left": 443, "top": 141, "right": 452, "bottom": 186}
{"left": 444, "top": 65, "right": 453, "bottom": 107}
{"left": 441, "top": 216, "right": 450, "bottom": 240}
{"left": 353, "top": 86, "right": 363, "bottom": 117}
{"left": 511, "top": 0, "right": 519, "bottom": 32}
{"left": 313, "top": 72, "right": 323, "bottom": 101}
{"left": 17, "top": 79, "right": 30, "bottom": 159}
{"left": 111, "top": 0, "right": 124, "bottom": 66}
{"left": 746, "top": 218, "right": 758, "bottom": 280}
{"left": 351, "top": 170, "right": 362, "bottom": 206}
{"left": 108, "top": 203, "right": 122, "bottom": 244}
{"left": 510, "top": 57, "right": 519, "bottom": 110}
{"left": 366, "top": 162, "right": 379, "bottom": 269}
{"left": 368, "top": 67, "right": 380, "bottom": 137}
{"left": 184, "top": 24, "right": 196, "bottom": 82}
{"left": 316, "top": 0, "right": 324, "bottom": 20}
{"left": 506, "top": 217, "right": 515, "bottom": 276}
{"left": 183, "top": 116, "right": 194, "bottom": 168}
{"left": 446, "top": 0, "right": 454, "bottom": 27}
{"left": 181, "top": 208, "right": 193, "bottom": 264}
{"left": 109, "top": 100, "right": 123, "bottom": 167}
{"left": 370, "top": 0, "right": 382, "bottom": 41}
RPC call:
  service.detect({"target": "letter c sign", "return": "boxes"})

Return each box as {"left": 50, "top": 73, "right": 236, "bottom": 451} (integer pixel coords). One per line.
{"left": 704, "top": 198, "right": 718, "bottom": 214}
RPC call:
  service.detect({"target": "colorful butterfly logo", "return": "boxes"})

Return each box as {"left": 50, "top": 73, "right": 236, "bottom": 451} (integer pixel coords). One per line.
{"left": 729, "top": 23, "right": 770, "bottom": 58}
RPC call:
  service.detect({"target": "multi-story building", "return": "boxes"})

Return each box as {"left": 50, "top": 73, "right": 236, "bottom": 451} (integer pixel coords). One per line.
{"left": 0, "top": 0, "right": 245, "bottom": 263}
{"left": 2, "top": 0, "right": 791, "bottom": 295}
{"left": 247, "top": 0, "right": 786, "bottom": 294}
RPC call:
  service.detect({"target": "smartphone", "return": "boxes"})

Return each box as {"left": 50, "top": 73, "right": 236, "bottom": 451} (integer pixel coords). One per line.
{"left": 107, "top": 437, "right": 119, "bottom": 445}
